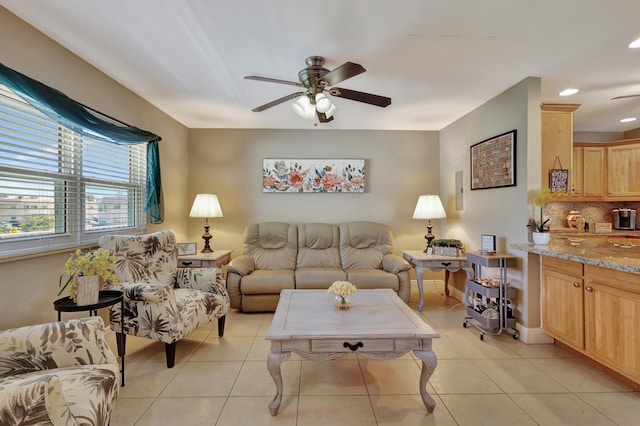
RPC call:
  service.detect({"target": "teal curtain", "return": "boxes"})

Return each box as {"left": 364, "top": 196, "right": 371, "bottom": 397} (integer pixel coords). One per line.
{"left": 146, "top": 140, "right": 164, "bottom": 224}
{"left": 0, "top": 63, "right": 163, "bottom": 222}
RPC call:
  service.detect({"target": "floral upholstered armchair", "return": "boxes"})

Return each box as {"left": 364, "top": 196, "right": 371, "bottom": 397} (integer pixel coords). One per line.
{"left": 98, "top": 230, "right": 230, "bottom": 368}
{"left": 0, "top": 317, "right": 120, "bottom": 426}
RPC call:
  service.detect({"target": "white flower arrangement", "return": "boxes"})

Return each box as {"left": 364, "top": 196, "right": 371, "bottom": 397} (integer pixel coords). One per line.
{"left": 327, "top": 280, "right": 357, "bottom": 298}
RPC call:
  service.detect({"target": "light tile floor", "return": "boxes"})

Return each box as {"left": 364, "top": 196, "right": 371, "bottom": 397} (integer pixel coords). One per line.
{"left": 108, "top": 283, "right": 640, "bottom": 425}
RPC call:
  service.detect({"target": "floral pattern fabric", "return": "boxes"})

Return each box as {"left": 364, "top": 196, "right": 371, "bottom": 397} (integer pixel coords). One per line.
{"left": 0, "top": 317, "right": 119, "bottom": 426}
{"left": 98, "top": 230, "right": 230, "bottom": 345}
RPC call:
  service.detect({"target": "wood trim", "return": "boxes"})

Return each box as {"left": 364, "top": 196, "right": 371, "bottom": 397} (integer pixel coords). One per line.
{"left": 540, "top": 103, "right": 581, "bottom": 112}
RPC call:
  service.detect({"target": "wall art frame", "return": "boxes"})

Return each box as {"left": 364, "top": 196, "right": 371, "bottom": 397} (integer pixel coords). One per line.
{"left": 262, "top": 159, "right": 365, "bottom": 193}
{"left": 470, "top": 129, "right": 517, "bottom": 190}
{"left": 177, "top": 242, "right": 197, "bottom": 256}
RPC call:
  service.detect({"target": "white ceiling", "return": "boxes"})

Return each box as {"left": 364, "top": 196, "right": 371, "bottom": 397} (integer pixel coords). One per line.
{"left": 3, "top": 0, "right": 640, "bottom": 133}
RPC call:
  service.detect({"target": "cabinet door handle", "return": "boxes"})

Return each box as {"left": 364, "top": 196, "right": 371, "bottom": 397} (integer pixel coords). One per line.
{"left": 441, "top": 262, "right": 452, "bottom": 267}
{"left": 181, "top": 261, "right": 193, "bottom": 266}
{"left": 585, "top": 286, "right": 593, "bottom": 292}
{"left": 573, "top": 282, "right": 580, "bottom": 287}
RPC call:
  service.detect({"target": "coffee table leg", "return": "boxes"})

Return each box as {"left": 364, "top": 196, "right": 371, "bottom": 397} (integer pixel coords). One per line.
{"left": 414, "top": 349, "right": 437, "bottom": 412}
{"left": 267, "top": 350, "right": 291, "bottom": 416}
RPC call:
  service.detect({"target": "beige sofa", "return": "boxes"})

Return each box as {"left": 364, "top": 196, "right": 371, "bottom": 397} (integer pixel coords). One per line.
{"left": 227, "top": 221, "right": 411, "bottom": 312}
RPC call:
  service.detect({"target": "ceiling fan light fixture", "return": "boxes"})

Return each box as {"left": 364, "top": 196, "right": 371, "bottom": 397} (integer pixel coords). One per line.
{"left": 292, "top": 95, "right": 311, "bottom": 116}
{"left": 559, "top": 88, "right": 579, "bottom": 96}
{"left": 315, "top": 93, "right": 333, "bottom": 113}
{"left": 629, "top": 38, "right": 640, "bottom": 48}
{"left": 324, "top": 103, "right": 338, "bottom": 119}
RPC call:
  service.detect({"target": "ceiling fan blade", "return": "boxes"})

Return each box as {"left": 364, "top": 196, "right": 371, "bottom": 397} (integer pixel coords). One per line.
{"left": 611, "top": 94, "right": 640, "bottom": 100}
{"left": 252, "top": 92, "right": 304, "bottom": 112}
{"left": 320, "top": 62, "right": 366, "bottom": 86}
{"left": 330, "top": 87, "right": 391, "bottom": 108}
{"left": 244, "top": 75, "right": 305, "bottom": 87}
{"left": 317, "top": 111, "right": 334, "bottom": 123}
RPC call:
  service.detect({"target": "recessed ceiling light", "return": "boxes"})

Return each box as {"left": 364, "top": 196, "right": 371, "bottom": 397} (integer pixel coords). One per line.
{"left": 620, "top": 117, "right": 637, "bottom": 123}
{"left": 559, "top": 88, "right": 579, "bottom": 96}
{"left": 629, "top": 38, "right": 640, "bottom": 48}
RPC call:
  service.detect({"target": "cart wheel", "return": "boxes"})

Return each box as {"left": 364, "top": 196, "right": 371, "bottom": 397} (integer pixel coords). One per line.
{"left": 480, "top": 334, "right": 484, "bottom": 341}
{"left": 463, "top": 321, "right": 467, "bottom": 328}
{"left": 513, "top": 332, "right": 520, "bottom": 340}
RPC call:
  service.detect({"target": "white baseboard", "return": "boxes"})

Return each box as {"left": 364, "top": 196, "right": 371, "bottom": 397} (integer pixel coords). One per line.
{"left": 516, "top": 326, "right": 554, "bottom": 344}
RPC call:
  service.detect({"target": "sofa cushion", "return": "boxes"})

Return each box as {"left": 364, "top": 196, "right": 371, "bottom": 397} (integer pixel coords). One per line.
{"left": 346, "top": 269, "right": 400, "bottom": 291}
{"left": 244, "top": 222, "right": 298, "bottom": 270}
{"left": 339, "top": 222, "right": 392, "bottom": 270}
{"left": 295, "top": 267, "right": 347, "bottom": 289}
{"left": 297, "top": 223, "right": 341, "bottom": 268}
{"left": 241, "top": 269, "right": 295, "bottom": 294}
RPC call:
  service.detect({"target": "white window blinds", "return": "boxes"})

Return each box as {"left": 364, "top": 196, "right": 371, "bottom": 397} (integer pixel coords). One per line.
{"left": 0, "top": 84, "right": 146, "bottom": 256}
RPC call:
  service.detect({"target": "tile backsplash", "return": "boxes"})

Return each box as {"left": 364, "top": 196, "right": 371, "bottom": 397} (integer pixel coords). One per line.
{"left": 545, "top": 201, "right": 640, "bottom": 230}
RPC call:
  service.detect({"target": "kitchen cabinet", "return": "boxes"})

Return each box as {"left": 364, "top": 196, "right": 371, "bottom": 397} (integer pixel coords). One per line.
{"left": 541, "top": 256, "right": 584, "bottom": 351}
{"left": 541, "top": 255, "right": 640, "bottom": 384}
{"left": 607, "top": 143, "right": 640, "bottom": 199}
{"left": 584, "top": 265, "right": 640, "bottom": 384}
{"left": 571, "top": 145, "right": 605, "bottom": 199}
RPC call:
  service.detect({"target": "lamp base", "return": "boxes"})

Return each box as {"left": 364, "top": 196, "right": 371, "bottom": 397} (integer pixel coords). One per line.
{"left": 201, "top": 220, "right": 213, "bottom": 253}
{"left": 423, "top": 221, "right": 435, "bottom": 253}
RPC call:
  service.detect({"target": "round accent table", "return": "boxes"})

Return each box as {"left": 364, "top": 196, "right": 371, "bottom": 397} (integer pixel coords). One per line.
{"left": 53, "top": 290, "right": 126, "bottom": 386}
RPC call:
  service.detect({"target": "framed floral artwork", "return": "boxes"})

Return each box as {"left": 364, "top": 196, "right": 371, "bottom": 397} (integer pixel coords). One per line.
{"left": 262, "top": 159, "right": 365, "bottom": 193}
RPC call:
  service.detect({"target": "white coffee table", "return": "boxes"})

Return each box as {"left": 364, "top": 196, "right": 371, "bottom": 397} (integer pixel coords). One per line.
{"left": 265, "top": 289, "right": 440, "bottom": 415}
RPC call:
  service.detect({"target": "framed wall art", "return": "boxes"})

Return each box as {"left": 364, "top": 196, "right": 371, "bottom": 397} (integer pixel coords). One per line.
{"left": 470, "top": 130, "right": 517, "bottom": 190}
{"left": 177, "top": 242, "right": 197, "bottom": 256}
{"left": 262, "top": 159, "right": 365, "bottom": 193}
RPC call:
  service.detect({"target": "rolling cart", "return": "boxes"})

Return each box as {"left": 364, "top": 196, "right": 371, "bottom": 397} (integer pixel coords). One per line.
{"left": 463, "top": 251, "right": 519, "bottom": 340}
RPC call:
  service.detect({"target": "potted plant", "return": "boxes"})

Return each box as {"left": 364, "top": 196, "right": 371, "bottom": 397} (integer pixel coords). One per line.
{"left": 431, "top": 239, "right": 464, "bottom": 256}
{"left": 527, "top": 188, "right": 571, "bottom": 244}
{"left": 58, "top": 247, "right": 119, "bottom": 304}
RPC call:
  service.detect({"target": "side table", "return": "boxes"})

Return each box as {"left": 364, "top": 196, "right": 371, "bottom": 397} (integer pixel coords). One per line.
{"left": 402, "top": 250, "right": 474, "bottom": 311}
{"left": 178, "top": 249, "right": 232, "bottom": 268}
{"left": 53, "top": 290, "right": 126, "bottom": 386}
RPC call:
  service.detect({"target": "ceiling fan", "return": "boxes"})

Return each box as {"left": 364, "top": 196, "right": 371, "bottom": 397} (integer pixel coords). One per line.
{"left": 245, "top": 56, "right": 391, "bottom": 123}
{"left": 611, "top": 94, "right": 640, "bottom": 100}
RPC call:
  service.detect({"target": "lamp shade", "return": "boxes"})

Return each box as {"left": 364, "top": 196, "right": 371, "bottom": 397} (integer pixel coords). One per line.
{"left": 189, "top": 194, "right": 223, "bottom": 218}
{"left": 412, "top": 195, "right": 446, "bottom": 220}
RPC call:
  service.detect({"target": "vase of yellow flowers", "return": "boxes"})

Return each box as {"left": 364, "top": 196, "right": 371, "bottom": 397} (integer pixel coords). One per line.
{"left": 328, "top": 280, "right": 357, "bottom": 310}
{"left": 58, "top": 247, "right": 119, "bottom": 305}
{"left": 527, "top": 188, "right": 571, "bottom": 245}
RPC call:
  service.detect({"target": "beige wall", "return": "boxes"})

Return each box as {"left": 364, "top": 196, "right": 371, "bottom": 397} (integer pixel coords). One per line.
{"left": 439, "top": 77, "right": 542, "bottom": 330}
{"left": 187, "top": 129, "right": 441, "bottom": 257}
{"left": 0, "top": 8, "right": 189, "bottom": 329}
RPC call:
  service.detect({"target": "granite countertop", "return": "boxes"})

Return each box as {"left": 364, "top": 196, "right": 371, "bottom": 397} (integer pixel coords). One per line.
{"left": 512, "top": 238, "right": 640, "bottom": 274}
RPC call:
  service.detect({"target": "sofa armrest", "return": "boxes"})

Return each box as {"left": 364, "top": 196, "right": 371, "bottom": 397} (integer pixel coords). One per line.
{"left": 0, "top": 374, "right": 77, "bottom": 426}
{"left": 0, "top": 317, "right": 118, "bottom": 376}
{"left": 227, "top": 255, "right": 255, "bottom": 276}
{"left": 175, "top": 267, "right": 227, "bottom": 296}
{"left": 382, "top": 254, "right": 411, "bottom": 274}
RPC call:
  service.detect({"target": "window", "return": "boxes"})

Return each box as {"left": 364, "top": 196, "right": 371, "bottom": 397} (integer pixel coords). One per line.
{"left": 0, "top": 84, "right": 147, "bottom": 257}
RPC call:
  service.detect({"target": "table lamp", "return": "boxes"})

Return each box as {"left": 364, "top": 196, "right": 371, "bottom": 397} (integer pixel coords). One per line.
{"left": 189, "top": 194, "right": 223, "bottom": 253}
{"left": 412, "top": 194, "right": 447, "bottom": 252}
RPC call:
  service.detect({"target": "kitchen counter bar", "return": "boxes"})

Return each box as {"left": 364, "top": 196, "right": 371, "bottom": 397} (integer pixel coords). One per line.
{"left": 512, "top": 239, "right": 640, "bottom": 274}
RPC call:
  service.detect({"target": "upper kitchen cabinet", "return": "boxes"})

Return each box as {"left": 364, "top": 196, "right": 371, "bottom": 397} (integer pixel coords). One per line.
{"left": 572, "top": 144, "right": 606, "bottom": 200}
{"left": 541, "top": 103, "right": 580, "bottom": 190}
{"left": 607, "top": 141, "right": 640, "bottom": 200}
